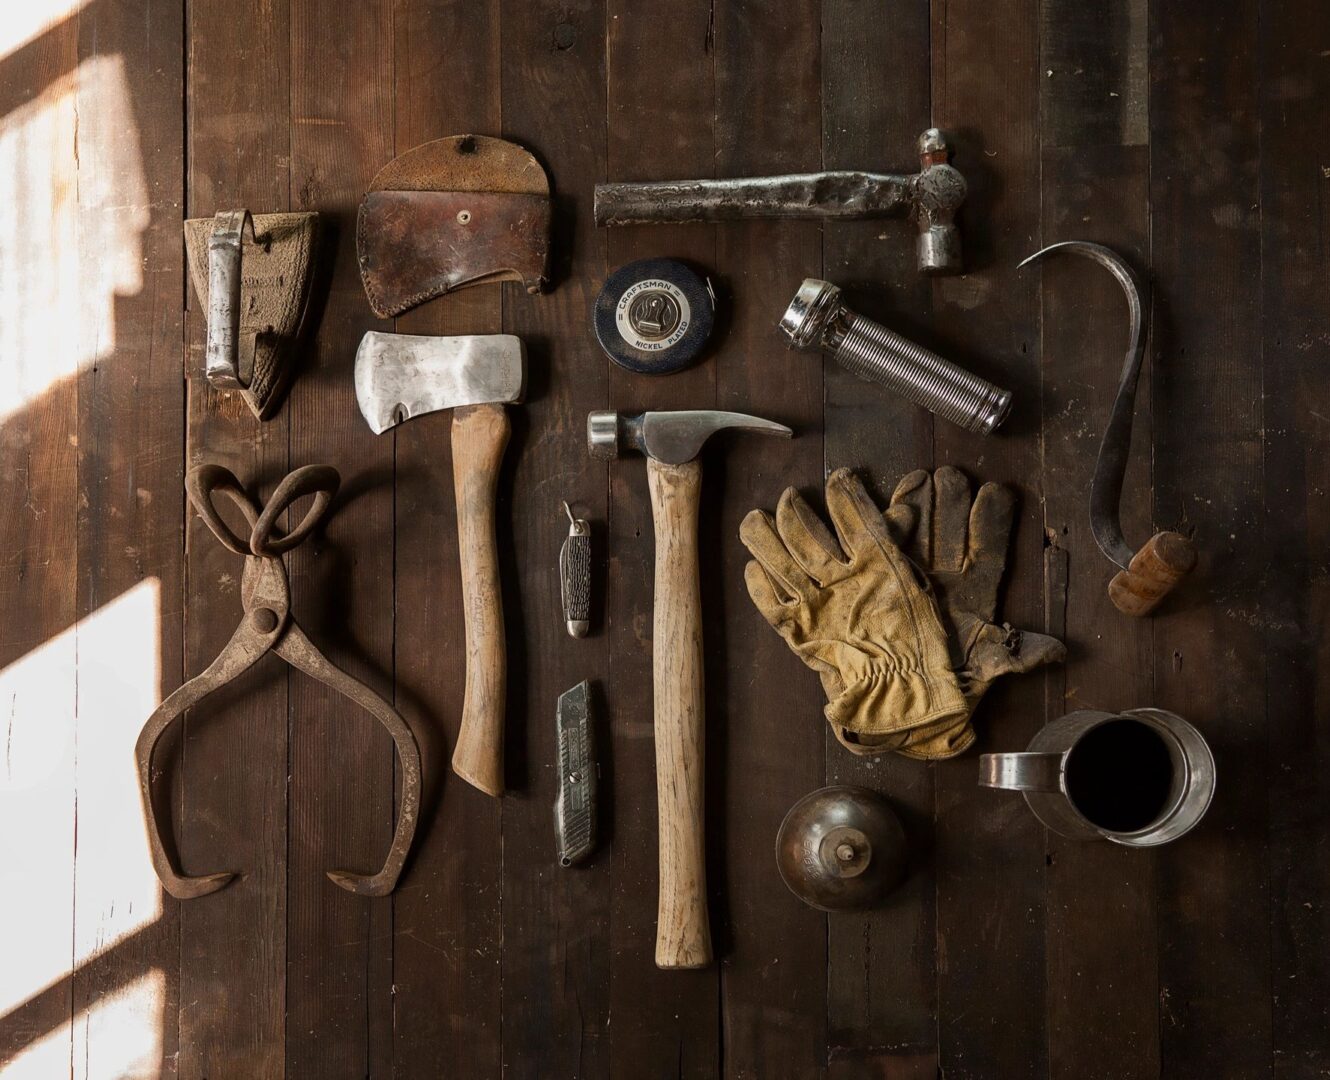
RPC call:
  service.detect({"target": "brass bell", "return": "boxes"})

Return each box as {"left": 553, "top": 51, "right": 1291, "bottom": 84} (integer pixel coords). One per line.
{"left": 775, "top": 785, "right": 908, "bottom": 912}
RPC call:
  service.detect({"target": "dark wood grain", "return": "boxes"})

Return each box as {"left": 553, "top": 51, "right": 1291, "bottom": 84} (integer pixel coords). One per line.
{"left": 498, "top": 0, "right": 612, "bottom": 1075}
{"left": 930, "top": 1, "right": 1050, "bottom": 1077}
{"left": 72, "top": 1, "right": 186, "bottom": 1076}
{"left": 0, "top": 10, "right": 80, "bottom": 1073}
{"left": 819, "top": 1, "right": 937, "bottom": 1075}
{"left": 602, "top": 0, "right": 722, "bottom": 1073}
{"left": 389, "top": 2, "right": 504, "bottom": 1075}
{"left": 1259, "top": 4, "right": 1330, "bottom": 1074}
{"left": 1149, "top": 2, "right": 1272, "bottom": 1076}
{"left": 181, "top": 1, "right": 292, "bottom": 1075}
{"left": 710, "top": 2, "right": 828, "bottom": 1076}
{"left": 286, "top": 2, "right": 396, "bottom": 1076}
{"left": 4, "top": 2, "right": 1329, "bottom": 1076}
{"left": 1036, "top": 2, "right": 1159, "bottom": 1078}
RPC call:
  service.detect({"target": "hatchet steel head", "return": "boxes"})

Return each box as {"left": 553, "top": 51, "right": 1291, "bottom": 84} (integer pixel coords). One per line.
{"left": 355, "top": 331, "right": 525, "bottom": 434}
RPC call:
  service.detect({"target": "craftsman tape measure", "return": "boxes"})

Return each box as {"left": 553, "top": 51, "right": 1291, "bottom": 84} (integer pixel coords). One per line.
{"left": 594, "top": 257, "right": 715, "bottom": 375}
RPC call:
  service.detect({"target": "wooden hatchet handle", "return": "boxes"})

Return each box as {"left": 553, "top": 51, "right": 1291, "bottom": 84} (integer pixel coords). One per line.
{"left": 450, "top": 402, "right": 509, "bottom": 796}
{"left": 646, "top": 456, "right": 713, "bottom": 969}
{"left": 1108, "top": 530, "right": 1196, "bottom": 617}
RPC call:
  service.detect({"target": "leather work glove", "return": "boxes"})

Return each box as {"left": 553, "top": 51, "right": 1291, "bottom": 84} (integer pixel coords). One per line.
{"left": 880, "top": 467, "right": 1067, "bottom": 760}
{"left": 740, "top": 468, "right": 967, "bottom": 752}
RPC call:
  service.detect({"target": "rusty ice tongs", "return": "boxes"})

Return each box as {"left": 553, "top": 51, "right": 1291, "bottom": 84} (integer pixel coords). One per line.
{"left": 135, "top": 463, "right": 421, "bottom": 900}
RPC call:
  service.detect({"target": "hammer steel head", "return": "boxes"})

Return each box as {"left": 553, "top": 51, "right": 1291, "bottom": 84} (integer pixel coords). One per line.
{"left": 587, "top": 409, "right": 792, "bottom": 465}
{"left": 355, "top": 331, "right": 525, "bottom": 435}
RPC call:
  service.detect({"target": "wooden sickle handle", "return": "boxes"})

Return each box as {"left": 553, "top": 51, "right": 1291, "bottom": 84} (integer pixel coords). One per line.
{"left": 1108, "top": 530, "right": 1196, "bottom": 617}
{"left": 449, "top": 403, "right": 510, "bottom": 796}
{"left": 646, "top": 456, "right": 713, "bottom": 969}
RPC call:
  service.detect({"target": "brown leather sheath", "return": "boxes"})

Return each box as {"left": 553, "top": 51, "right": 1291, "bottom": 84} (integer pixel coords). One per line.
{"left": 356, "top": 134, "right": 551, "bottom": 318}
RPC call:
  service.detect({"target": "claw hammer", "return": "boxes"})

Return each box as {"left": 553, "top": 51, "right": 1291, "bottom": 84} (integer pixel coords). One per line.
{"left": 589, "top": 409, "right": 792, "bottom": 968}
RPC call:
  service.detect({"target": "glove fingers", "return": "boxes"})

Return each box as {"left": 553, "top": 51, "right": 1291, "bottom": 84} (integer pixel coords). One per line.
{"left": 825, "top": 468, "right": 895, "bottom": 562}
{"left": 883, "top": 501, "right": 916, "bottom": 549}
{"left": 965, "top": 482, "right": 1016, "bottom": 613}
{"left": 740, "top": 507, "right": 813, "bottom": 602}
{"left": 932, "top": 466, "right": 972, "bottom": 573}
{"left": 743, "top": 559, "right": 797, "bottom": 628}
{"left": 1005, "top": 627, "right": 1067, "bottom": 675}
{"left": 775, "top": 486, "right": 847, "bottom": 584}
{"left": 889, "top": 469, "right": 932, "bottom": 564}
{"left": 963, "top": 624, "right": 1067, "bottom": 700}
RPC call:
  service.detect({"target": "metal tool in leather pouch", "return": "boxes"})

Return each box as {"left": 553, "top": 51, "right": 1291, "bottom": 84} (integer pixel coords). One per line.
{"left": 357, "top": 134, "right": 551, "bottom": 318}
{"left": 184, "top": 209, "right": 319, "bottom": 420}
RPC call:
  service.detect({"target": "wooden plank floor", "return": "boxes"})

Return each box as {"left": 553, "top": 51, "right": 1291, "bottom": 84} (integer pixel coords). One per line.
{"left": 0, "top": 1, "right": 1326, "bottom": 1077}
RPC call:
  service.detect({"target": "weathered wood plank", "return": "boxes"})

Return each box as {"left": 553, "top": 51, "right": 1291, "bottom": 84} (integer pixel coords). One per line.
{"left": 1258, "top": 5, "right": 1330, "bottom": 1075}
{"left": 1035, "top": 2, "right": 1159, "bottom": 1078}
{"left": 388, "top": 2, "right": 505, "bottom": 1075}
{"left": 0, "top": 10, "right": 81, "bottom": 1076}
{"left": 72, "top": 1, "right": 186, "bottom": 1077}
{"left": 602, "top": 0, "right": 722, "bottom": 1074}
{"left": 181, "top": 0, "right": 292, "bottom": 1073}
{"left": 819, "top": 0, "right": 937, "bottom": 1074}
{"left": 285, "top": 0, "right": 396, "bottom": 1075}
{"left": 929, "top": 0, "right": 1049, "bottom": 1075}
{"left": 498, "top": 0, "right": 612, "bottom": 1075}
{"left": 710, "top": 1, "right": 827, "bottom": 1076}
{"left": 1148, "top": 1, "right": 1271, "bottom": 1075}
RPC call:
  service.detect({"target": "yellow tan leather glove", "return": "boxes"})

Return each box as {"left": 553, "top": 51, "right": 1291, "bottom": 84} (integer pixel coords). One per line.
{"left": 740, "top": 468, "right": 967, "bottom": 751}
{"left": 881, "top": 467, "right": 1068, "bottom": 760}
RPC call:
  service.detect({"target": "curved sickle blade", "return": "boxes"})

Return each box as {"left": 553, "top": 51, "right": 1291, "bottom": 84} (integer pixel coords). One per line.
{"left": 1020, "top": 240, "right": 1147, "bottom": 570}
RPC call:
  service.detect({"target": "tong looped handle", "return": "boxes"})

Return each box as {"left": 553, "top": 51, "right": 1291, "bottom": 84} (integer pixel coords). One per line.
{"left": 186, "top": 463, "right": 260, "bottom": 555}
{"left": 185, "top": 463, "right": 339, "bottom": 557}
{"left": 251, "top": 464, "right": 340, "bottom": 556}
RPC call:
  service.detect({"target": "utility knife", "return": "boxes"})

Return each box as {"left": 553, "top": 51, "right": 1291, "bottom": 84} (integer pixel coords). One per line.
{"left": 555, "top": 680, "right": 597, "bottom": 867}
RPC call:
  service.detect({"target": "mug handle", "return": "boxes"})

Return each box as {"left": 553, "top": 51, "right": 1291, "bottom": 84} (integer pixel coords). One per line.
{"left": 978, "top": 752, "right": 1065, "bottom": 792}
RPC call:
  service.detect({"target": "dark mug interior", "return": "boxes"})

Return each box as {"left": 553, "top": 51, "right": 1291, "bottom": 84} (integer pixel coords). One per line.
{"left": 1063, "top": 717, "right": 1181, "bottom": 834}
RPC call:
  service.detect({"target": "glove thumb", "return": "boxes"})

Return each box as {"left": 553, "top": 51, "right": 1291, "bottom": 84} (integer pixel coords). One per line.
{"left": 962, "top": 621, "right": 1066, "bottom": 701}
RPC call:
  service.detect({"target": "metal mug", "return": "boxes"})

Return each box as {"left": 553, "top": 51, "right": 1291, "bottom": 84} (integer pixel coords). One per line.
{"left": 978, "top": 708, "right": 1215, "bottom": 846}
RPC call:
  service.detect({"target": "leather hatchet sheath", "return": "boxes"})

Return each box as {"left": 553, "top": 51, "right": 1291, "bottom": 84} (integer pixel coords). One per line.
{"left": 357, "top": 134, "right": 551, "bottom": 318}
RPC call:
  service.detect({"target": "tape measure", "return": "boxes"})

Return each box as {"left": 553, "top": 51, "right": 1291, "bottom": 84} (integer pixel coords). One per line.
{"left": 593, "top": 258, "right": 715, "bottom": 375}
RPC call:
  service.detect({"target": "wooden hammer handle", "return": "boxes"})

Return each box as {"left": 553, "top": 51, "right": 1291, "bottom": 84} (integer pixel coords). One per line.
{"left": 1108, "top": 530, "right": 1196, "bottom": 617}
{"left": 646, "top": 456, "right": 713, "bottom": 969}
{"left": 450, "top": 402, "right": 510, "bottom": 796}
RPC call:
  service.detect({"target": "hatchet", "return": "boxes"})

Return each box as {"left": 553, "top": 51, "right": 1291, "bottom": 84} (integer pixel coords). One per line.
{"left": 356, "top": 330, "right": 525, "bottom": 796}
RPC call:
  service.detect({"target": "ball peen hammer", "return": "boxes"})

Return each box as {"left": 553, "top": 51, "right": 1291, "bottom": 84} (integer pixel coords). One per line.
{"left": 594, "top": 129, "right": 967, "bottom": 275}
{"left": 589, "top": 409, "right": 793, "bottom": 968}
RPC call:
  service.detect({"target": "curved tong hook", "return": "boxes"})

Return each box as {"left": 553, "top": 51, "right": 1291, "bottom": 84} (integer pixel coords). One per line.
{"left": 1020, "top": 240, "right": 1195, "bottom": 616}
{"left": 138, "top": 464, "right": 423, "bottom": 898}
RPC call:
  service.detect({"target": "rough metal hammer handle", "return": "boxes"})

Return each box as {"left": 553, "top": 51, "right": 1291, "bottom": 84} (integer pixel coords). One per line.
{"left": 450, "top": 403, "right": 510, "bottom": 796}
{"left": 647, "top": 456, "right": 713, "bottom": 969}
{"left": 595, "top": 172, "right": 911, "bottom": 225}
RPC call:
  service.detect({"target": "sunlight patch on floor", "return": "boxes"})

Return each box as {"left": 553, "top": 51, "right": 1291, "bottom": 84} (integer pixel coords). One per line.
{"left": 0, "top": 2, "right": 85, "bottom": 58}
{"left": 1, "top": 578, "right": 164, "bottom": 1079}
{"left": 0, "top": 51, "right": 146, "bottom": 425}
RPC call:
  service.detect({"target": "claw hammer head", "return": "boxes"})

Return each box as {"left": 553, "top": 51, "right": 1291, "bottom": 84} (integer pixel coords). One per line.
{"left": 587, "top": 409, "right": 792, "bottom": 464}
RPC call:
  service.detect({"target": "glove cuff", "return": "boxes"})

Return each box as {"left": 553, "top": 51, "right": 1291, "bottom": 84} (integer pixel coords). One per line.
{"left": 824, "top": 663, "right": 967, "bottom": 741}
